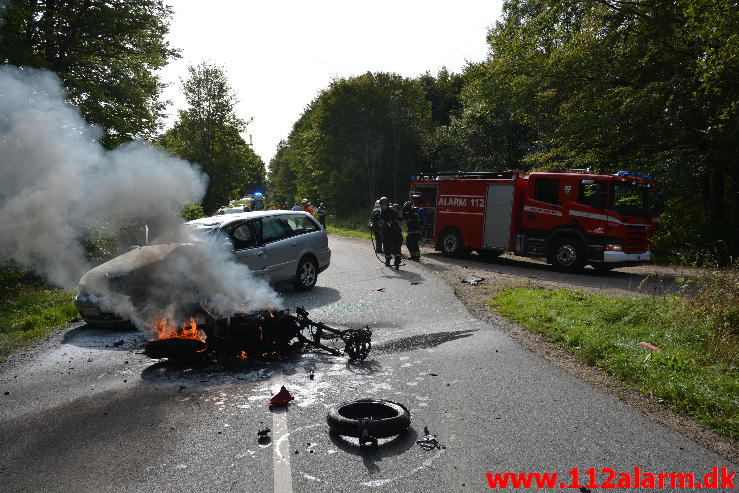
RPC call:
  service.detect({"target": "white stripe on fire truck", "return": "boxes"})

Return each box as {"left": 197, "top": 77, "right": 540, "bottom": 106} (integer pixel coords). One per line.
{"left": 523, "top": 205, "right": 563, "bottom": 216}
{"left": 437, "top": 210, "right": 484, "bottom": 216}
{"left": 568, "top": 209, "right": 623, "bottom": 224}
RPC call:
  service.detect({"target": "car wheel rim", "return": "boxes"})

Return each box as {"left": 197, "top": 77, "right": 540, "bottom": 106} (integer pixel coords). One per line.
{"left": 443, "top": 235, "right": 457, "bottom": 253}
{"left": 556, "top": 244, "right": 577, "bottom": 266}
{"left": 300, "top": 262, "right": 316, "bottom": 286}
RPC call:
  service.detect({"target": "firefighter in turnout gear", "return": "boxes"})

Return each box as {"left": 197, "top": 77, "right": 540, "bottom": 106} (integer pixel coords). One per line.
{"left": 377, "top": 197, "right": 403, "bottom": 269}
{"left": 369, "top": 200, "right": 383, "bottom": 254}
{"left": 403, "top": 193, "right": 423, "bottom": 261}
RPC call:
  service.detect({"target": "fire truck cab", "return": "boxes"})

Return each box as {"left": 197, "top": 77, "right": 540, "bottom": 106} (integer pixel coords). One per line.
{"left": 410, "top": 170, "right": 663, "bottom": 272}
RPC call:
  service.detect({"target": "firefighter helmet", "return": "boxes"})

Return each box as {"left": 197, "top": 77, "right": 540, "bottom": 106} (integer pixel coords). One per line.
{"left": 378, "top": 197, "right": 389, "bottom": 205}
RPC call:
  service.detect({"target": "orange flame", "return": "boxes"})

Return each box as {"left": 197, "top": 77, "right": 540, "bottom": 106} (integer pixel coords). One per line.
{"left": 240, "top": 350, "right": 247, "bottom": 359}
{"left": 154, "top": 317, "right": 205, "bottom": 343}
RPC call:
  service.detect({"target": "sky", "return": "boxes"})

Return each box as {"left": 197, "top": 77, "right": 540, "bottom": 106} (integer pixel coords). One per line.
{"left": 157, "top": 0, "right": 505, "bottom": 164}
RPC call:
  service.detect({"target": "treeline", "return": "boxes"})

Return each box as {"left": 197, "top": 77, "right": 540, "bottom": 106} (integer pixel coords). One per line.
{"left": 268, "top": 0, "right": 738, "bottom": 259}
{"left": 0, "top": 0, "right": 264, "bottom": 215}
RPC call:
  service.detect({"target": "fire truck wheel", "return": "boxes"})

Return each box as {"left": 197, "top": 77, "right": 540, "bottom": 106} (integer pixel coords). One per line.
{"left": 327, "top": 398, "right": 411, "bottom": 439}
{"left": 294, "top": 256, "right": 318, "bottom": 291}
{"left": 551, "top": 237, "right": 585, "bottom": 272}
{"left": 440, "top": 228, "right": 465, "bottom": 257}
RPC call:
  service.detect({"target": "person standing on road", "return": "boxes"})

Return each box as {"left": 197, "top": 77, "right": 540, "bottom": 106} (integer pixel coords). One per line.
{"left": 403, "top": 193, "right": 423, "bottom": 261}
{"left": 317, "top": 202, "right": 327, "bottom": 228}
{"left": 301, "top": 199, "right": 314, "bottom": 215}
{"left": 369, "top": 199, "right": 383, "bottom": 254}
{"left": 377, "top": 196, "right": 403, "bottom": 269}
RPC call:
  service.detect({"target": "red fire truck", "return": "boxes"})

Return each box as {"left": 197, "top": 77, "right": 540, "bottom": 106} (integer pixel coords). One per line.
{"left": 410, "top": 170, "right": 664, "bottom": 272}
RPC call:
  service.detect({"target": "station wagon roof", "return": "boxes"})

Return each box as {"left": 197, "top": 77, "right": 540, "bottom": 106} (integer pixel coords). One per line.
{"left": 186, "top": 210, "right": 314, "bottom": 229}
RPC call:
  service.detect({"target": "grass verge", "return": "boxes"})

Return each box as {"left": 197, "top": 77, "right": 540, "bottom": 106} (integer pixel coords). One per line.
{"left": 0, "top": 268, "right": 78, "bottom": 362}
{"left": 489, "top": 282, "right": 738, "bottom": 439}
{"left": 325, "top": 213, "right": 373, "bottom": 240}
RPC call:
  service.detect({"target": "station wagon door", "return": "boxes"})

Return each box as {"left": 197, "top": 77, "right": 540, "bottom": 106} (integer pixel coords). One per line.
{"left": 229, "top": 221, "right": 268, "bottom": 277}
{"left": 259, "top": 216, "right": 299, "bottom": 282}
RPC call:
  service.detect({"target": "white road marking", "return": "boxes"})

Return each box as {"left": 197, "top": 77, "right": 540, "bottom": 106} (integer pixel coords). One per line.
{"left": 271, "top": 376, "right": 293, "bottom": 493}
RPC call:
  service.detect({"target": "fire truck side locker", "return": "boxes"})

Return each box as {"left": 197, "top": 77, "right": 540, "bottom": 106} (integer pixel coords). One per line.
{"left": 482, "top": 182, "right": 515, "bottom": 251}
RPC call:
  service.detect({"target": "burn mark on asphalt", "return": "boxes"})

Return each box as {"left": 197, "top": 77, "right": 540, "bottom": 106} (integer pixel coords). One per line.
{"left": 373, "top": 330, "right": 477, "bottom": 354}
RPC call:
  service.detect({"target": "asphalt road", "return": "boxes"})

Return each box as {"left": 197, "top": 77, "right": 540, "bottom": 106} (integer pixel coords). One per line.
{"left": 0, "top": 236, "right": 735, "bottom": 492}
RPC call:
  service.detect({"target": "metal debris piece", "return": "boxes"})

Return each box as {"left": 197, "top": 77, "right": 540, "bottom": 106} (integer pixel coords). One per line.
{"left": 308, "top": 370, "right": 315, "bottom": 380}
{"left": 410, "top": 282, "right": 419, "bottom": 285}
{"left": 460, "top": 275, "right": 485, "bottom": 285}
{"left": 373, "top": 287, "right": 385, "bottom": 292}
{"left": 416, "top": 426, "right": 444, "bottom": 451}
{"left": 269, "top": 386, "right": 294, "bottom": 406}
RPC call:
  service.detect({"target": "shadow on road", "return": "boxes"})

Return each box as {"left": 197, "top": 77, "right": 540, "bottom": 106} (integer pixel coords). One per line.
{"left": 424, "top": 250, "right": 687, "bottom": 296}
{"left": 329, "top": 427, "right": 419, "bottom": 474}
{"left": 279, "top": 286, "right": 342, "bottom": 310}
{"left": 61, "top": 324, "right": 145, "bottom": 352}
{"left": 373, "top": 330, "right": 477, "bottom": 355}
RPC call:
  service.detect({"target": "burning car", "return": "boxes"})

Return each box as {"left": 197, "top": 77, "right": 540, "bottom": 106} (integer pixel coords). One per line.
{"left": 75, "top": 210, "right": 330, "bottom": 328}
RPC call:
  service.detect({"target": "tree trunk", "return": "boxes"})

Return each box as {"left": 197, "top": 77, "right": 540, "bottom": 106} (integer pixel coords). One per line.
{"left": 708, "top": 168, "right": 725, "bottom": 223}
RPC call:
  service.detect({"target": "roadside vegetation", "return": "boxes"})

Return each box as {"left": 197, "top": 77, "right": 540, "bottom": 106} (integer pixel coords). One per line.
{"left": 0, "top": 268, "right": 77, "bottom": 363}
{"left": 324, "top": 213, "right": 373, "bottom": 241}
{"left": 489, "top": 267, "right": 739, "bottom": 439}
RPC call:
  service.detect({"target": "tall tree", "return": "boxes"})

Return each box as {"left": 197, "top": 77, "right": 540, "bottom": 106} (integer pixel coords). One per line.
{"left": 0, "top": 0, "right": 178, "bottom": 147}
{"left": 161, "top": 63, "right": 265, "bottom": 214}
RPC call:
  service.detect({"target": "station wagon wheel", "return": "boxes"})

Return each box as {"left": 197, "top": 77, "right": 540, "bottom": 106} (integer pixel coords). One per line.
{"left": 295, "top": 256, "right": 318, "bottom": 291}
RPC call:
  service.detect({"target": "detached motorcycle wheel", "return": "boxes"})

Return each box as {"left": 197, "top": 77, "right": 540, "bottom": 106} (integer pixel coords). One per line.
{"left": 327, "top": 398, "right": 411, "bottom": 438}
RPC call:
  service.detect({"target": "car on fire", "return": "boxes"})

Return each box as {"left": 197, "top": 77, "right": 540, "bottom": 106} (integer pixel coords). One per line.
{"left": 75, "top": 210, "right": 331, "bottom": 328}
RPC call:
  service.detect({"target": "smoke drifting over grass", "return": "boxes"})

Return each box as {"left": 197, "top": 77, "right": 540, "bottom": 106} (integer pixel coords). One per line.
{"left": 0, "top": 66, "right": 281, "bottom": 329}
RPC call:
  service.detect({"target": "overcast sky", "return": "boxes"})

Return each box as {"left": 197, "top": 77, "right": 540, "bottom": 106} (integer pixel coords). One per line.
{"left": 157, "top": 0, "right": 504, "bottom": 164}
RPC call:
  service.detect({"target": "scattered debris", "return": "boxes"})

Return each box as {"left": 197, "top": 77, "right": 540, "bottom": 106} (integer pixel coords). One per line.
{"left": 427, "top": 373, "right": 439, "bottom": 376}
{"left": 177, "top": 385, "right": 186, "bottom": 393}
{"left": 112, "top": 340, "right": 124, "bottom": 347}
{"left": 410, "top": 282, "right": 419, "bottom": 285}
{"left": 460, "top": 275, "right": 485, "bottom": 285}
{"left": 638, "top": 341, "right": 661, "bottom": 351}
{"left": 416, "top": 426, "right": 444, "bottom": 451}
{"left": 308, "top": 370, "right": 315, "bottom": 380}
{"left": 269, "top": 386, "right": 294, "bottom": 406}
{"left": 257, "top": 427, "right": 271, "bottom": 444}
{"left": 3, "top": 391, "right": 9, "bottom": 396}
{"left": 372, "top": 287, "right": 385, "bottom": 292}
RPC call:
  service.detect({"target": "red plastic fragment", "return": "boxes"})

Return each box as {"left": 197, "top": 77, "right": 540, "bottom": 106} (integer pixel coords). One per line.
{"left": 269, "top": 385, "right": 294, "bottom": 406}
{"left": 638, "top": 341, "right": 661, "bottom": 351}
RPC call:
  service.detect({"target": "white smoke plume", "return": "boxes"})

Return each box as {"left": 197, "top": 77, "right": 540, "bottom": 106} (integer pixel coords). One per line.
{"left": 0, "top": 66, "right": 281, "bottom": 330}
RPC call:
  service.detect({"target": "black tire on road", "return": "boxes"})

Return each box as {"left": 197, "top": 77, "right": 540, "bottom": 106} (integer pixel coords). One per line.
{"left": 440, "top": 228, "right": 465, "bottom": 257}
{"left": 294, "top": 256, "right": 318, "bottom": 291}
{"left": 550, "top": 236, "right": 585, "bottom": 272}
{"left": 326, "top": 398, "right": 411, "bottom": 438}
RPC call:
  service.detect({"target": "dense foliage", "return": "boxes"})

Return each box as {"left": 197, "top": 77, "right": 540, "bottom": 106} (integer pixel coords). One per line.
{"left": 0, "top": 0, "right": 178, "bottom": 148}
{"left": 160, "top": 63, "right": 266, "bottom": 214}
{"left": 269, "top": 0, "right": 738, "bottom": 259}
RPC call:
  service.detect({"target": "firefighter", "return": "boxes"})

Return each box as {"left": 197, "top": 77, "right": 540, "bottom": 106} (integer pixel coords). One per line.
{"left": 317, "top": 202, "right": 327, "bottom": 228}
{"left": 403, "top": 193, "right": 423, "bottom": 261}
{"left": 369, "top": 200, "right": 383, "bottom": 254}
{"left": 377, "top": 196, "right": 403, "bottom": 269}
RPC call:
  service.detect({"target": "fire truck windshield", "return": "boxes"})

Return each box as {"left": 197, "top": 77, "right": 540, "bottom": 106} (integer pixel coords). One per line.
{"left": 608, "top": 181, "right": 662, "bottom": 217}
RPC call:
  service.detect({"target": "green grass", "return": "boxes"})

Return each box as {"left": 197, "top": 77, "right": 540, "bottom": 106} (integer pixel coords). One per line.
{"left": 0, "top": 268, "right": 78, "bottom": 362}
{"left": 324, "top": 213, "right": 373, "bottom": 240}
{"left": 490, "top": 287, "right": 738, "bottom": 439}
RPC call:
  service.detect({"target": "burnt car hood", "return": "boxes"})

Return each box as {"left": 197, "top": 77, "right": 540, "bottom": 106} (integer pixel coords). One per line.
{"left": 79, "top": 243, "right": 191, "bottom": 294}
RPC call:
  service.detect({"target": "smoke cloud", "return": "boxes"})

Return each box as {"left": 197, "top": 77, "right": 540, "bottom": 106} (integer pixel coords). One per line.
{"left": 0, "top": 66, "right": 281, "bottom": 330}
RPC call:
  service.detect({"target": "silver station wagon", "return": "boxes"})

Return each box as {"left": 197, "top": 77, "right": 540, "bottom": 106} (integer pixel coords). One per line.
{"left": 75, "top": 210, "right": 331, "bottom": 328}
